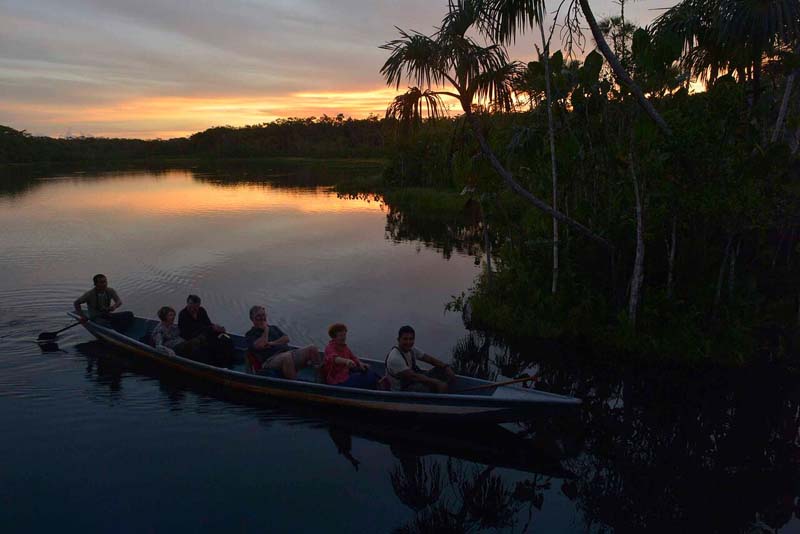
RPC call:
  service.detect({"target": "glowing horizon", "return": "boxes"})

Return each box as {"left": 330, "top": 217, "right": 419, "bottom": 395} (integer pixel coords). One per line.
{"left": 0, "top": 0, "right": 671, "bottom": 140}
{"left": 0, "top": 88, "right": 428, "bottom": 140}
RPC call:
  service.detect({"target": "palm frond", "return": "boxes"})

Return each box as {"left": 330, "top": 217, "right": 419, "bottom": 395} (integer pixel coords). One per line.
{"left": 486, "top": 0, "right": 544, "bottom": 44}
{"left": 440, "top": 0, "right": 492, "bottom": 38}
{"left": 385, "top": 87, "right": 447, "bottom": 127}
{"left": 471, "top": 61, "right": 524, "bottom": 111}
{"left": 380, "top": 29, "right": 446, "bottom": 89}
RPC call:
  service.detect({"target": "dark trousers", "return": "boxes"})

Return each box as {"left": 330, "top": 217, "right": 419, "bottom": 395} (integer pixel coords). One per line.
{"left": 176, "top": 333, "right": 234, "bottom": 367}
{"left": 340, "top": 370, "right": 381, "bottom": 389}
{"left": 95, "top": 311, "right": 134, "bottom": 332}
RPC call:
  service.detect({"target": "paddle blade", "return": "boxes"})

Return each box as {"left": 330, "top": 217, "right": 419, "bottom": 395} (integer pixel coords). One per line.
{"left": 38, "top": 341, "right": 62, "bottom": 353}
{"left": 37, "top": 332, "right": 58, "bottom": 341}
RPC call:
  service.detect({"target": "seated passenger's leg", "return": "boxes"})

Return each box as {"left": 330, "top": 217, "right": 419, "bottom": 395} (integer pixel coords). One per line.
{"left": 340, "top": 370, "right": 380, "bottom": 389}
{"left": 296, "top": 345, "right": 320, "bottom": 368}
{"left": 265, "top": 351, "right": 297, "bottom": 379}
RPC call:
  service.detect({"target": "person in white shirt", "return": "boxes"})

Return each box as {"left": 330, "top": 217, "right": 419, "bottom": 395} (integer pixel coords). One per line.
{"left": 384, "top": 325, "right": 455, "bottom": 393}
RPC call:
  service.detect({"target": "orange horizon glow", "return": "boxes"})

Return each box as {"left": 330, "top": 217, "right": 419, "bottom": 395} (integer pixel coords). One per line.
{"left": 1, "top": 88, "right": 457, "bottom": 140}
{"left": 1, "top": 80, "right": 706, "bottom": 140}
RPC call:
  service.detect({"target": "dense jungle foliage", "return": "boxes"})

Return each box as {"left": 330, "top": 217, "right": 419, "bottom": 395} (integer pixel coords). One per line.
{"left": 376, "top": 0, "right": 800, "bottom": 363}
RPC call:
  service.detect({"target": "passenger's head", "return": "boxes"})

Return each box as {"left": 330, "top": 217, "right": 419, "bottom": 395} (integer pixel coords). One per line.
{"left": 186, "top": 294, "right": 201, "bottom": 313}
{"left": 328, "top": 323, "right": 348, "bottom": 344}
{"left": 397, "top": 325, "right": 415, "bottom": 351}
{"left": 249, "top": 305, "right": 267, "bottom": 327}
{"left": 157, "top": 306, "right": 176, "bottom": 323}
{"left": 93, "top": 274, "right": 108, "bottom": 289}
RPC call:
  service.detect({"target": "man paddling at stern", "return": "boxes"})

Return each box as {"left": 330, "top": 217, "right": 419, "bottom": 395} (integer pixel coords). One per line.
{"left": 74, "top": 274, "right": 134, "bottom": 331}
{"left": 385, "top": 325, "right": 455, "bottom": 393}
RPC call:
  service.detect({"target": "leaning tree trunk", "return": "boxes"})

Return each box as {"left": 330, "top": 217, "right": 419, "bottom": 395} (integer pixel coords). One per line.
{"left": 666, "top": 214, "right": 677, "bottom": 299}
{"left": 628, "top": 156, "right": 645, "bottom": 328}
{"left": 481, "top": 201, "right": 493, "bottom": 286}
{"left": 713, "top": 235, "right": 734, "bottom": 319}
{"left": 772, "top": 49, "right": 799, "bottom": 143}
{"left": 578, "top": 0, "right": 673, "bottom": 138}
{"left": 793, "top": 125, "right": 800, "bottom": 155}
{"left": 463, "top": 106, "right": 613, "bottom": 252}
{"left": 538, "top": 21, "right": 560, "bottom": 294}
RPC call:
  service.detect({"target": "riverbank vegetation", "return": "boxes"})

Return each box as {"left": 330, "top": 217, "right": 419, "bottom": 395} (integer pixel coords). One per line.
{"left": 374, "top": 0, "right": 800, "bottom": 363}
{"left": 0, "top": 114, "right": 389, "bottom": 164}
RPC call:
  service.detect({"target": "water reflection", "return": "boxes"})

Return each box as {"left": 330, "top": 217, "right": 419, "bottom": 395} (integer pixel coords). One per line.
{"left": 464, "top": 333, "right": 800, "bottom": 533}
{"left": 6, "top": 164, "right": 797, "bottom": 531}
{"left": 73, "top": 339, "right": 575, "bottom": 531}
{"left": 50, "top": 323, "right": 800, "bottom": 532}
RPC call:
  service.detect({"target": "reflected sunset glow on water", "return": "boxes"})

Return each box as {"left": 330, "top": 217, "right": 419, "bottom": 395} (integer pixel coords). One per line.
{"left": 0, "top": 171, "right": 385, "bottom": 216}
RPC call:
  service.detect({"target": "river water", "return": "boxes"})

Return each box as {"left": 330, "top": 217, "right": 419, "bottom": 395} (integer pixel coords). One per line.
{"left": 1, "top": 163, "right": 800, "bottom": 533}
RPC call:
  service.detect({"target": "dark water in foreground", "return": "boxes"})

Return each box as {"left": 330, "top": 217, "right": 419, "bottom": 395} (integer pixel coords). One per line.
{"left": 2, "top": 164, "right": 800, "bottom": 533}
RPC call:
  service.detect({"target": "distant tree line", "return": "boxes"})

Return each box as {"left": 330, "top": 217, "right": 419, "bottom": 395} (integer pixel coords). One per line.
{"left": 0, "top": 114, "right": 391, "bottom": 164}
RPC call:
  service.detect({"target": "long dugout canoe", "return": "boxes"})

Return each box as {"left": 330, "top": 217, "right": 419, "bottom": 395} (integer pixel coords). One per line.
{"left": 68, "top": 313, "right": 581, "bottom": 423}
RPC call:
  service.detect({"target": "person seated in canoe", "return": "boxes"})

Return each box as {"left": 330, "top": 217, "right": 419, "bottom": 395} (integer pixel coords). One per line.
{"left": 245, "top": 305, "right": 320, "bottom": 380}
{"left": 321, "top": 323, "right": 380, "bottom": 389}
{"left": 385, "top": 325, "right": 455, "bottom": 393}
{"left": 177, "top": 294, "right": 234, "bottom": 365}
{"left": 73, "top": 274, "right": 134, "bottom": 331}
{"left": 151, "top": 306, "right": 184, "bottom": 356}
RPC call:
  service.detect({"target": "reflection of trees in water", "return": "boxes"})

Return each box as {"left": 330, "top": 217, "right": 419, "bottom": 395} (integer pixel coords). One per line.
{"left": 338, "top": 189, "right": 486, "bottom": 260}
{"left": 477, "top": 335, "right": 800, "bottom": 532}
{"left": 390, "top": 453, "right": 554, "bottom": 533}
{"left": 384, "top": 204, "right": 484, "bottom": 261}
{"left": 570, "top": 370, "right": 800, "bottom": 532}
{"left": 450, "top": 333, "right": 497, "bottom": 381}
{"left": 192, "top": 160, "right": 384, "bottom": 190}
{"left": 0, "top": 164, "right": 177, "bottom": 198}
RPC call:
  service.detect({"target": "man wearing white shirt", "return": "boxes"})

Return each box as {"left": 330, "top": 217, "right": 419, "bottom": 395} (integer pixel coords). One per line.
{"left": 385, "top": 325, "right": 456, "bottom": 393}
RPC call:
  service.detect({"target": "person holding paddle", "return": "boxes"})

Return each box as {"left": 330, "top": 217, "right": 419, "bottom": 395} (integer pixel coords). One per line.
{"left": 385, "top": 325, "right": 455, "bottom": 393}
{"left": 73, "top": 274, "right": 134, "bottom": 331}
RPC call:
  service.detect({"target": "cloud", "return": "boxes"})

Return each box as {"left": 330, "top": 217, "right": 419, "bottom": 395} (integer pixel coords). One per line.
{"left": 0, "top": 0, "right": 669, "bottom": 138}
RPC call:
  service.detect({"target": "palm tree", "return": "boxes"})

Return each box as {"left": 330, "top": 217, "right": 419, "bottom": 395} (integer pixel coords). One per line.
{"left": 380, "top": 0, "right": 612, "bottom": 250}
{"left": 654, "top": 0, "right": 800, "bottom": 102}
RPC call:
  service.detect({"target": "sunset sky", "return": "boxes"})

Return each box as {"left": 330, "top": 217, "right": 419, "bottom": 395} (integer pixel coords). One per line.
{"left": 1, "top": 0, "right": 669, "bottom": 139}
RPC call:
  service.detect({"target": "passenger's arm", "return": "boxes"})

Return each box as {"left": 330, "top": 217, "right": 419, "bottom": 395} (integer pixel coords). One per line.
{"left": 420, "top": 353, "right": 449, "bottom": 369}
{"left": 396, "top": 369, "right": 447, "bottom": 393}
{"left": 152, "top": 328, "right": 164, "bottom": 346}
{"left": 251, "top": 330, "right": 270, "bottom": 350}
{"left": 271, "top": 335, "right": 289, "bottom": 346}
{"left": 335, "top": 357, "right": 356, "bottom": 368}
{"left": 73, "top": 294, "right": 88, "bottom": 320}
{"left": 109, "top": 289, "right": 122, "bottom": 311}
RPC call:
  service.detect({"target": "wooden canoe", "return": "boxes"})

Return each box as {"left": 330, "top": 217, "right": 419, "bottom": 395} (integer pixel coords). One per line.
{"left": 68, "top": 313, "right": 581, "bottom": 422}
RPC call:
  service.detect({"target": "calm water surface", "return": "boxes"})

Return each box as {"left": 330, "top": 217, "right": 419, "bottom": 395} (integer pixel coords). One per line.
{"left": 2, "top": 165, "right": 800, "bottom": 533}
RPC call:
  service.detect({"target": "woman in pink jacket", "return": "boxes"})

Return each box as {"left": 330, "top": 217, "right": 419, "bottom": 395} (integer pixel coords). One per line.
{"left": 322, "top": 323, "right": 379, "bottom": 389}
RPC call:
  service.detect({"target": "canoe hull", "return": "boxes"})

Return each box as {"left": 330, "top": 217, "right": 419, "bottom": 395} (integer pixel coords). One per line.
{"left": 71, "top": 313, "right": 580, "bottom": 423}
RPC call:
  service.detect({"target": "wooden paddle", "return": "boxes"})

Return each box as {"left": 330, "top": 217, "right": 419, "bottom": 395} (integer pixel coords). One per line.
{"left": 454, "top": 375, "right": 536, "bottom": 393}
{"left": 37, "top": 320, "right": 82, "bottom": 342}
